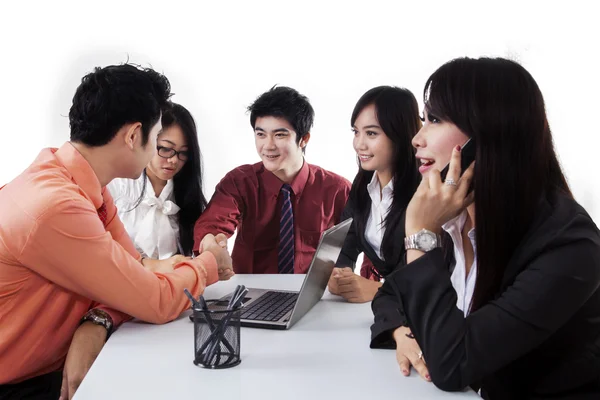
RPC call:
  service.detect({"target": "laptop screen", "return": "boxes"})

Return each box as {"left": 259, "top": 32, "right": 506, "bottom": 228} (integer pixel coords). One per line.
{"left": 286, "top": 218, "right": 353, "bottom": 328}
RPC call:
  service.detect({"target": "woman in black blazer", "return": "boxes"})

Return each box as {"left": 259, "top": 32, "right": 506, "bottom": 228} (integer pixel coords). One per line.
{"left": 371, "top": 57, "right": 600, "bottom": 399}
{"left": 328, "top": 86, "right": 420, "bottom": 302}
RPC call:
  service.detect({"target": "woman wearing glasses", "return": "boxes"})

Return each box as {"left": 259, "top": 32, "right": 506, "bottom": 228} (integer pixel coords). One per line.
{"left": 108, "top": 102, "right": 212, "bottom": 262}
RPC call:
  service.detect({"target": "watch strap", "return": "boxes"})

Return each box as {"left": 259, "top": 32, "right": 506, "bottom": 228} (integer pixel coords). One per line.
{"left": 80, "top": 308, "right": 114, "bottom": 340}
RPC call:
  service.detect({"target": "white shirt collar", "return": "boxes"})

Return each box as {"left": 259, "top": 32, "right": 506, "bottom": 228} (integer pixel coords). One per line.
{"left": 442, "top": 210, "right": 476, "bottom": 242}
{"left": 142, "top": 175, "right": 175, "bottom": 202}
{"left": 367, "top": 172, "right": 394, "bottom": 204}
{"left": 364, "top": 172, "right": 395, "bottom": 261}
{"left": 443, "top": 210, "right": 477, "bottom": 317}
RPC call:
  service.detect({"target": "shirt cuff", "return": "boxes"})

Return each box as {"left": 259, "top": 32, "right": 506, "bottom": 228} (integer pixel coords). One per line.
{"left": 370, "top": 319, "right": 403, "bottom": 349}
{"left": 180, "top": 251, "right": 219, "bottom": 286}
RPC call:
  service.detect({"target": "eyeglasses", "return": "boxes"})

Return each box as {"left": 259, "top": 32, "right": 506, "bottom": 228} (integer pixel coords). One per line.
{"left": 157, "top": 146, "right": 189, "bottom": 161}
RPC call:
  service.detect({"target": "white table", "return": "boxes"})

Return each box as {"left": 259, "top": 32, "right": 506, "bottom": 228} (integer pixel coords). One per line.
{"left": 75, "top": 275, "right": 478, "bottom": 399}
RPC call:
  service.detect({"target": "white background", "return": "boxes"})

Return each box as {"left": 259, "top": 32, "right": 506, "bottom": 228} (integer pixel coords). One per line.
{"left": 1, "top": 0, "right": 599, "bottom": 222}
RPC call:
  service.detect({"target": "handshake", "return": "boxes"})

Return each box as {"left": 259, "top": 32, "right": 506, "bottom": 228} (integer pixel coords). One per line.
{"left": 141, "top": 233, "right": 234, "bottom": 281}
{"left": 198, "top": 233, "right": 235, "bottom": 281}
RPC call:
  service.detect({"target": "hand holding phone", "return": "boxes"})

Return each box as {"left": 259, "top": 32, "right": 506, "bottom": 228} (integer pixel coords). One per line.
{"left": 440, "top": 138, "right": 476, "bottom": 189}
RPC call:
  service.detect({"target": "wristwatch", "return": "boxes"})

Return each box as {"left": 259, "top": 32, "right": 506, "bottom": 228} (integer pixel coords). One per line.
{"left": 404, "top": 229, "right": 442, "bottom": 252}
{"left": 81, "top": 309, "right": 114, "bottom": 339}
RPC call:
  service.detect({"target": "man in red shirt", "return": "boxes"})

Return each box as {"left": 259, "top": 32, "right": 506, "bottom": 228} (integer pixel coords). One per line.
{"left": 194, "top": 86, "right": 369, "bottom": 275}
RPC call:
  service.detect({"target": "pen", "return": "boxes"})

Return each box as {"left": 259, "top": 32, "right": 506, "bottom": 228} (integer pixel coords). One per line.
{"left": 184, "top": 288, "right": 201, "bottom": 309}
{"left": 203, "top": 286, "right": 247, "bottom": 365}
{"left": 199, "top": 297, "right": 238, "bottom": 359}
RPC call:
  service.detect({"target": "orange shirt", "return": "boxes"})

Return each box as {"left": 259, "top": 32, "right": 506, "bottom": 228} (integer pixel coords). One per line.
{"left": 0, "top": 142, "right": 218, "bottom": 384}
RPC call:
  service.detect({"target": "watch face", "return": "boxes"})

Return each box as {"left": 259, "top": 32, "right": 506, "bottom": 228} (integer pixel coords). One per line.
{"left": 416, "top": 231, "right": 436, "bottom": 251}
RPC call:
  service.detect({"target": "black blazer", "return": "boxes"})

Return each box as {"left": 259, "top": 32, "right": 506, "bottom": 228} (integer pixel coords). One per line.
{"left": 335, "top": 194, "right": 407, "bottom": 278}
{"left": 370, "top": 192, "right": 600, "bottom": 399}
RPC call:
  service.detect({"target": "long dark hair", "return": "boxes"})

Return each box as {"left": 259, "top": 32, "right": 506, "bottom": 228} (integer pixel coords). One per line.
{"left": 161, "top": 102, "right": 208, "bottom": 256}
{"left": 350, "top": 86, "right": 421, "bottom": 262}
{"left": 424, "top": 57, "right": 572, "bottom": 312}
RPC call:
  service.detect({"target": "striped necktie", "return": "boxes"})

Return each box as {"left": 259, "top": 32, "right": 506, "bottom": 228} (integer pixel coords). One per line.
{"left": 97, "top": 203, "right": 108, "bottom": 227}
{"left": 278, "top": 184, "right": 294, "bottom": 274}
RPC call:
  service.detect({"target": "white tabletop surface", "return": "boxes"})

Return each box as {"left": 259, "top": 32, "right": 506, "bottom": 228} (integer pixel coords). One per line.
{"left": 74, "top": 274, "right": 478, "bottom": 399}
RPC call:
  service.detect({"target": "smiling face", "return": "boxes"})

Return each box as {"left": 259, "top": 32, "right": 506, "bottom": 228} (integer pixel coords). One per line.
{"left": 254, "top": 116, "right": 309, "bottom": 181}
{"left": 412, "top": 108, "right": 470, "bottom": 177}
{"left": 352, "top": 104, "right": 395, "bottom": 177}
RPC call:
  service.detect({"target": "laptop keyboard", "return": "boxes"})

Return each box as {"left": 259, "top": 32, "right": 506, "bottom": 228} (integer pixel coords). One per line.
{"left": 241, "top": 291, "right": 299, "bottom": 322}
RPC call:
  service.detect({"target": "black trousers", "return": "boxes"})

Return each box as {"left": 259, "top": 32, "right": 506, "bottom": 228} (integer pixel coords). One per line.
{"left": 0, "top": 371, "right": 62, "bottom": 400}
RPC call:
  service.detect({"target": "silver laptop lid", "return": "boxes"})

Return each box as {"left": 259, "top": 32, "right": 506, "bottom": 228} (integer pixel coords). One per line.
{"left": 286, "top": 218, "right": 353, "bottom": 328}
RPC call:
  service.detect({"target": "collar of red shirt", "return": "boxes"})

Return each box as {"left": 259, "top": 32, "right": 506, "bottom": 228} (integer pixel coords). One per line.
{"left": 53, "top": 142, "right": 104, "bottom": 209}
{"left": 261, "top": 159, "right": 310, "bottom": 198}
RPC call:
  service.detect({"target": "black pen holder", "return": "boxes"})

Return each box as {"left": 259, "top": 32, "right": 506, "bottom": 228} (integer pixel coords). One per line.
{"left": 192, "top": 302, "right": 242, "bottom": 369}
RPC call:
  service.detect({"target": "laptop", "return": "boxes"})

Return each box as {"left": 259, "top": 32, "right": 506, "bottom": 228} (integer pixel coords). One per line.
{"left": 212, "top": 218, "right": 352, "bottom": 330}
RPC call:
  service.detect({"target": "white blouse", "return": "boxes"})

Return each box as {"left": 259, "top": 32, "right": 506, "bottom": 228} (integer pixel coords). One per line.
{"left": 442, "top": 211, "right": 478, "bottom": 317}
{"left": 107, "top": 175, "right": 180, "bottom": 260}
{"left": 365, "top": 172, "right": 394, "bottom": 261}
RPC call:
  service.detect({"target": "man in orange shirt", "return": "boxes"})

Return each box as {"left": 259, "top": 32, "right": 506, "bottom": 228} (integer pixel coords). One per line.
{"left": 0, "top": 64, "right": 231, "bottom": 399}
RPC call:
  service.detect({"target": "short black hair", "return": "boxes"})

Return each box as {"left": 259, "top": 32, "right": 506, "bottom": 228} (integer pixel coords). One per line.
{"left": 69, "top": 64, "right": 172, "bottom": 147}
{"left": 248, "top": 86, "right": 314, "bottom": 146}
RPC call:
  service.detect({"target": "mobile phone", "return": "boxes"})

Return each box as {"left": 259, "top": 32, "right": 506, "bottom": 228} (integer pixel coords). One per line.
{"left": 440, "top": 138, "right": 476, "bottom": 182}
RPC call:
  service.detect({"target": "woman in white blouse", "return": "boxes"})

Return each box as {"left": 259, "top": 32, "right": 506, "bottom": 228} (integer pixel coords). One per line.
{"left": 328, "top": 86, "right": 421, "bottom": 302}
{"left": 108, "top": 102, "right": 211, "bottom": 261}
